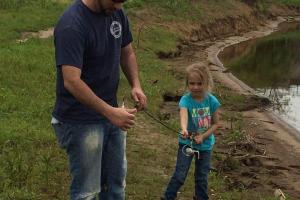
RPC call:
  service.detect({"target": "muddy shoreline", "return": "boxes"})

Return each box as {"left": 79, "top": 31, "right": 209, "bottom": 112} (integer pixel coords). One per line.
{"left": 207, "top": 16, "right": 300, "bottom": 151}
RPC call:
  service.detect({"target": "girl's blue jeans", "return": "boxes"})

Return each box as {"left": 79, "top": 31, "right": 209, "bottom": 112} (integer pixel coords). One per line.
{"left": 52, "top": 119, "right": 126, "bottom": 200}
{"left": 163, "top": 144, "right": 212, "bottom": 200}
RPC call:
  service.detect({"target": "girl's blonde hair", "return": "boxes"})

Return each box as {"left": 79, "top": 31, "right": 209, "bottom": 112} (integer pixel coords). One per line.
{"left": 186, "top": 63, "right": 214, "bottom": 92}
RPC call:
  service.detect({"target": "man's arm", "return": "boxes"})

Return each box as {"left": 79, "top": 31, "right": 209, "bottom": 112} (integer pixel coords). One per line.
{"left": 62, "top": 65, "right": 136, "bottom": 130}
{"left": 120, "top": 43, "right": 147, "bottom": 110}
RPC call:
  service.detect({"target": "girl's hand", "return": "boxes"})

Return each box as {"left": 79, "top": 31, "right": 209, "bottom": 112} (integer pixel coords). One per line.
{"left": 194, "top": 134, "right": 203, "bottom": 144}
{"left": 181, "top": 129, "right": 189, "bottom": 139}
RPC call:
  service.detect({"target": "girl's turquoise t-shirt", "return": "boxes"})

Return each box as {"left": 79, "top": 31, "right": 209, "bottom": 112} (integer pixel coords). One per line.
{"left": 178, "top": 92, "right": 221, "bottom": 151}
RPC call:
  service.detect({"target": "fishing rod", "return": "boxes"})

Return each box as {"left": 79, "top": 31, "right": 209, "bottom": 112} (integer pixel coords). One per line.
{"left": 143, "top": 109, "right": 180, "bottom": 134}
{"left": 127, "top": 100, "right": 201, "bottom": 158}
{"left": 126, "top": 100, "right": 179, "bottom": 134}
{"left": 142, "top": 106, "right": 201, "bottom": 158}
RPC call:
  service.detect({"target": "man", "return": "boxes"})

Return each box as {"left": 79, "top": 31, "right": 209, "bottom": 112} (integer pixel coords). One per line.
{"left": 51, "top": 0, "right": 147, "bottom": 199}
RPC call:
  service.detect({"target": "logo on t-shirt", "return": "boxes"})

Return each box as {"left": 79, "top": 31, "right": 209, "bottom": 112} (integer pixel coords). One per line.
{"left": 192, "top": 107, "right": 211, "bottom": 130}
{"left": 110, "top": 21, "right": 122, "bottom": 39}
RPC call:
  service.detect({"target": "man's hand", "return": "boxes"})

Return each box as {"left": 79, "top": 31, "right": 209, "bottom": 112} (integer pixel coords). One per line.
{"left": 121, "top": 44, "right": 147, "bottom": 111}
{"left": 107, "top": 107, "right": 137, "bottom": 131}
{"left": 194, "top": 134, "right": 203, "bottom": 144}
{"left": 131, "top": 87, "right": 147, "bottom": 111}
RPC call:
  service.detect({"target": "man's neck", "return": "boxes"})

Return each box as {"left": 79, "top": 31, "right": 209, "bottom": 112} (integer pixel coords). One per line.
{"left": 82, "top": 0, "right": 102, "bottom": 12}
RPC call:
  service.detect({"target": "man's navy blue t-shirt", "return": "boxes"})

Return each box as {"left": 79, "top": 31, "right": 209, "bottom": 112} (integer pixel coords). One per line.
{"left": 52, "top": 0, "right": 133, "bottom": 123}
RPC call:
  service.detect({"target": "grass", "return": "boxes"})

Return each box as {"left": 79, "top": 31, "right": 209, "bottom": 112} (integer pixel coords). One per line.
{"left": 0, "top": 0, "right": 296, "bottom": 199}
{"left": 277, "top": 0, "right": 300, "bottom": 6}
{"left": 0, "top": 37, "right": 69, "bottom": 199}
{"left": 0, "top": 1, "right": 68, "bottom": 46}
{"left": 240, "top": 0, "right": 300, "bottom": 13}
{"left": 125, "top": 0, "right": 203, "bottom": 20}
{"left": 125, "top": 0, "right": 241, "bottom": 22}
{"left": 0, "top": 1, "right": 71, "bottom": 199}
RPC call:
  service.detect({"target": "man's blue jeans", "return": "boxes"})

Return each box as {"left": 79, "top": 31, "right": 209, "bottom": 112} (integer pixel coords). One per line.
{"left": 163, "top": 145, "right": 212, "bottom": 200}
{"left": 52, "top": 119, "right": 126, "bottom": 200}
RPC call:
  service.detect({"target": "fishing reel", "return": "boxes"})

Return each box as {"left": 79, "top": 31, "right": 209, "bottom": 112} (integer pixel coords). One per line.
{"left": 182, "top": 145, "right": 201, "bottom": 159}
{"left": 180, "top": 131, "right": 201, "bottom": 159}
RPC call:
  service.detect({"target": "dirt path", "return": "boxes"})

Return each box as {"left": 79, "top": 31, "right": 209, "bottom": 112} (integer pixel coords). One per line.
{"left": 163, "top": 16, "right": 300, "bottom": 199}
{"left": 17, "top": 27, "right": 54, "bottom": 43}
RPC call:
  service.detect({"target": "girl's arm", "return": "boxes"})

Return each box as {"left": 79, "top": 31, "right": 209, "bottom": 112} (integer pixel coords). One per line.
{"left": 180, "top": 108, "right": 189, "bottom": 138}
{"left": 194, "top": 108, "right": 220, "bottom": 144}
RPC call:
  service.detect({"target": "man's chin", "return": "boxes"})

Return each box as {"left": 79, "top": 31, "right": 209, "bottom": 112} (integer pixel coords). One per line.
{"left": 104, "top": 9, "right": 117, "bottom": 15}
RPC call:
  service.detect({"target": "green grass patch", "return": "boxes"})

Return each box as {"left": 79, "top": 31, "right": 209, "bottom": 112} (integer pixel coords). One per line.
{"left": 0, "top": 37, "right": 70, "bottom": 199}
{"left": 125, "top": 0, "right": 237, "bottom": 22}
{"left": 209, "top": 172, "right": 282, "bottom": 200}
{"left": 125, "top": 0, "right": 203, "bottom": 21}
{"left": 0, "top": 0, "right": 68, "bottom": 45}
{"left": 276, "top": 0, "right": 300, "bottom": 6}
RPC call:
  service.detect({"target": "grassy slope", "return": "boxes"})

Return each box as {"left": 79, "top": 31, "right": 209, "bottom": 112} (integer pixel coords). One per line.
{"left": 0, "top": 2, "right": 71, "bottom": 199}
{"left": 277, "top": 0, "right": 300, "bottom": 5}
{"left": 0, "top": 0, "right": 299, "bottom": 199}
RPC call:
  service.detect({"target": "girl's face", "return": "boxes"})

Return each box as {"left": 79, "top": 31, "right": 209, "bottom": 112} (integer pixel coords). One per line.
{"left": 187, "top": 74, "right": 206, "bottom": 98}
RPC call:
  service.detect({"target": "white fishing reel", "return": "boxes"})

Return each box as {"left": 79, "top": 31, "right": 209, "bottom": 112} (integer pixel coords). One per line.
{"left": 182, "top": 145, "right": 200, "bottom": 159}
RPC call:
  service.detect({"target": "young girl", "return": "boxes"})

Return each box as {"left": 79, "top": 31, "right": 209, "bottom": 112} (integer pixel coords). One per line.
{"left": 161, "top": 63, "right": 221, "bottom": 200}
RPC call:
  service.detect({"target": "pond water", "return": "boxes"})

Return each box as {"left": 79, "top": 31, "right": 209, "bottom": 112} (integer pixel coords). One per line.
{"left": 219, "top": 22, "right": 300, "bottom": 132}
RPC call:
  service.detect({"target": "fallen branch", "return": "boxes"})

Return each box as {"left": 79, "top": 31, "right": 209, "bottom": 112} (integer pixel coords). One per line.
{"left": 259, "top": 119, "right": 275, "bottom": 124}
{"left": 234, "top": 154, "right": 269, "bottom": 159}
{"left": 274, "top": 188, "right": 286, "bottom": 200}
{"left": 264, "top": 129, "right": 278, "bottom": 133}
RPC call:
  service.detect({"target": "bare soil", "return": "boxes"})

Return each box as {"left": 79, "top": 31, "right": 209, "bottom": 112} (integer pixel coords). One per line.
{"left": 17, "top": 27, "right": 54, "bottom": 43}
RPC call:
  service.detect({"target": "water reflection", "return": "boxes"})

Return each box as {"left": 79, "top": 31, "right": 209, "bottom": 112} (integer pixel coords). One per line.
{"left": 219, "top": 22, "right": 300, "bottom": 132}
{"left": 257, "top": 86, "right": 300, "bottom": 131}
